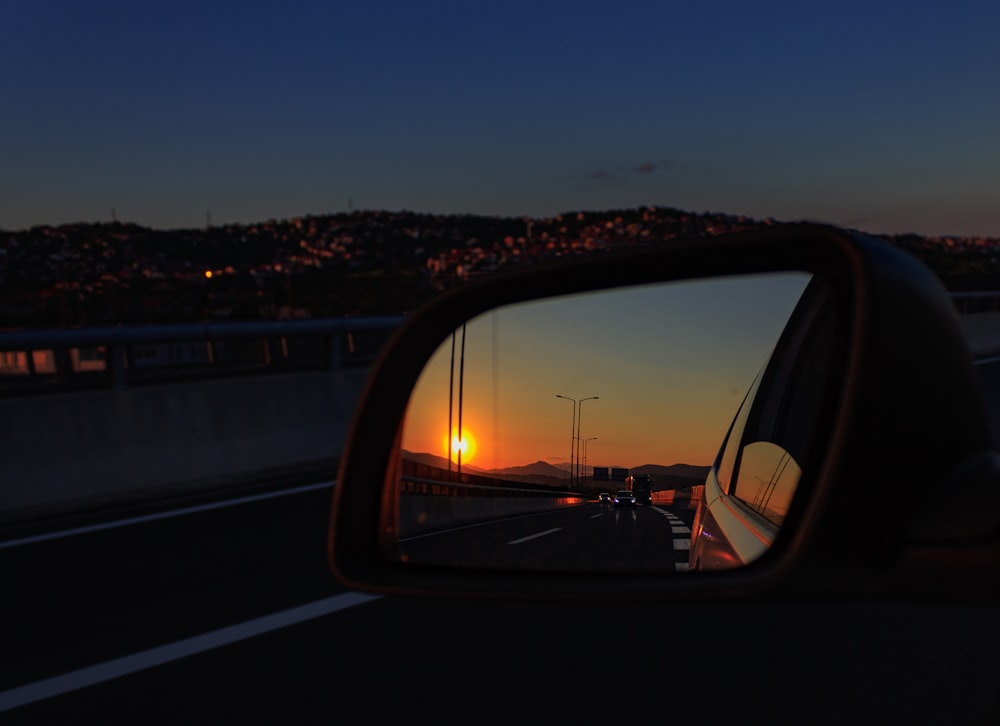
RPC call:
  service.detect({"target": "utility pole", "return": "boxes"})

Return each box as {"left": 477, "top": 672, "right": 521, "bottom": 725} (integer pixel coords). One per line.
{"left": 448, "top": 331, "right": 455, "bottom": 472}
{"left": 449, "top": 324, "right": 467, "bottom": 474}
{"left": 457, "top": 323, "right": 466, "bottom": 475}
{"left": 575, "top": 396, "right": 599, "bottom": 488}
{"left": 555, "top": 395, "right": 577, "bottom": 484}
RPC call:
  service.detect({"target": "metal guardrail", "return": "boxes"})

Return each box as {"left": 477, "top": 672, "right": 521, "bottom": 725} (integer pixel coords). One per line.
{"left": 398, "top": 469, "right": 586, "bottom": 537}
{"left": 951, "top": 292, "right": 1000, "bottom": 314}
{"left": 0, "top": 315, "right": 405, "bottom": 395}
{"left": 2, "top": 289, "right": 998, "bottom": 396}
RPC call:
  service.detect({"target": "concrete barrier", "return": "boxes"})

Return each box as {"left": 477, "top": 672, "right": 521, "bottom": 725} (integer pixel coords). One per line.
{"left": 396, "top": 461, "right": 585, "bottom": 536}
{"left": 4, "top": 310, "right": 999, "bottom": 528}
{"left": 398, "top": 491, "right": 583, "bottom": 537}
{"left": 1, "top": 368, "right": 370, "bottom": 524}
{"left": 961, "top": 312, "right": 1000, "bottom": 359}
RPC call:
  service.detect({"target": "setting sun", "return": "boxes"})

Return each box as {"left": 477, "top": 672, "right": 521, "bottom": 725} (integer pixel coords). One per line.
{"left": 443, "top": 430, "right": 477, "bottom": 465}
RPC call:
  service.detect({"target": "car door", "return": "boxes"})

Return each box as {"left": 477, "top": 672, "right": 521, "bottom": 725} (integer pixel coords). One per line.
{"left": 690, "top": 277, "right": 841, "bottom": 569}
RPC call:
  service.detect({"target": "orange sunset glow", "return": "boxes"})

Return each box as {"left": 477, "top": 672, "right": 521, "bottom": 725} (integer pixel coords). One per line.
{"left": 445, "top": 430, "right": 477, "bottom": 465}
{"left": 402, "top": 273, "right": 811, "bottom": 474}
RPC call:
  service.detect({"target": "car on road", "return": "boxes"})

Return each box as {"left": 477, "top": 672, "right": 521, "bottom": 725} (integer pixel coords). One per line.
{"left": 613, "top": 489, "right": 637, "bottom": 508}
{"left": 598, "top": 492, "right": 612, "bottom": 505}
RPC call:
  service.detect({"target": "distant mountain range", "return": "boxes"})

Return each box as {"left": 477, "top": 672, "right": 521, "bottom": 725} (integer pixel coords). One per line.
{"left": 402, "top": 451, "right": 708, "bottom": 488}
{"left": 403, "top": 451, "right": 488, "bottom": 472}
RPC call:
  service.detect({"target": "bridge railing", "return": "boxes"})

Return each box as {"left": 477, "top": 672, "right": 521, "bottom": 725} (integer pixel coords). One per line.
{"left": 2, "top": 289, "right": 998, "bottom": 397}
{"left": 0, "top": 316, "right": 405, "bottom": 396}
{"left": 951, "top": 291, "right": 1000, "bottom": 314}
{"left": 397, "top": 460, "right": 585, "bottom": 537}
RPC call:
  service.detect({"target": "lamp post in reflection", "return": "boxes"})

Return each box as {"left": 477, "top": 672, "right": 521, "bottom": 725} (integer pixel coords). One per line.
{"left": 583, "top": 437, "right": 597, "bottom": 487}
{"left": 555, "top": 394, "right": 576, "bottom": 485}
{"left": 456, "top": 323, "right": 466, "bottom": 475}
{"left": 448, "top": 332, "right": 456, "bottom": 472}
{"left": 449, "top": 324, "right": 467, "bottom": 474}
{"left": 576, "top": 396, "right": 599, "bottom": 489}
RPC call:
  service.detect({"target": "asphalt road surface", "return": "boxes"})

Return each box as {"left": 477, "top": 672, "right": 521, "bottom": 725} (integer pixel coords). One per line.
{"left": 4, "top": 360, "right": 1000, "bottom": 723}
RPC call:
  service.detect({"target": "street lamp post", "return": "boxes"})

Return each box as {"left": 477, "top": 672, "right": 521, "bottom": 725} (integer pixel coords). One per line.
{"left": 575, "top": 396, "right": 599, "bottom": 488}
{"left": 448, "top": 332, "right": 456, "bottom": 472}
{"left": 456, "top": 323, "right": 466, "bottom": 475}
{"left": 555, "top": 394, "right": 576, "bottom": 484}
{"left": 448, "top": 324, "right": 467, "bottom": 474}
{"left": 583, "top": 437, "right": 598, "bottom": 486}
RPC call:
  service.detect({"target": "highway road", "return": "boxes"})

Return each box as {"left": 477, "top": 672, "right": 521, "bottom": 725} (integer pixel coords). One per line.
{"left": 398, "top": 501, "right": 693, "bottom": 572}
{"left": 0, "top": 484, "right": 699, "bottom": 722}
{"left": 3, "top": 360, "right": 1000, "bottom": 723}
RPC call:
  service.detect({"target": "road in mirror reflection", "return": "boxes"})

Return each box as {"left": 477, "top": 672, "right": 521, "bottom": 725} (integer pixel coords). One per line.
{"left": 386, "top": 272, "right": 812, "bottom": 573}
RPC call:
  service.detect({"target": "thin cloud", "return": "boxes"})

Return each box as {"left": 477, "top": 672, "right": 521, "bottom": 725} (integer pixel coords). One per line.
{"left": 636, "top": 160, "right": 674, "bottom": 174}
{"left": 586, "top": 159, "right": 673, "bottom": 182}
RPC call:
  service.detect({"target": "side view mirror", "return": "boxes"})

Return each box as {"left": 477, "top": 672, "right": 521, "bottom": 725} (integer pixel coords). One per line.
{"left": 328, "top": 223, "right": 999, "bottom": 602}
{"left": 393, "top": 269, "right": 823, "bottom": 574}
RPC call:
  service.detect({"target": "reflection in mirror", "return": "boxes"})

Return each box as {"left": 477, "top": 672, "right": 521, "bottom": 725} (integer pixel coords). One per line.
{"left": 386, "top": 272, "right": 816, "bottom": 573}
{"left": 734, "top": 441, "right": 801, "bottom": 526}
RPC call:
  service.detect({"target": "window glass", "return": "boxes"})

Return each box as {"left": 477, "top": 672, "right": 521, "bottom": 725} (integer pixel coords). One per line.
{"left": 32, "top": 350, "right": 57, "bottom": 374}
{"left": 71, "top": 346, "right": 108, "bottom": 372}
{"left": 714, "top": 371, "right": 762, "bottom": 495}
{"left": 0, "top": 351, "right": 29, "bottom": 376}
{"left": 731, "top": 440, "right": 801, "bottom": 525}
{"left": 727, "top": 280, "right": 837, "bottom": 522}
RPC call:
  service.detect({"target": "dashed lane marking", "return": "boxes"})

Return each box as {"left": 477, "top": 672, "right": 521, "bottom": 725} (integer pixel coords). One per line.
{"left": 652, "top": 506, "right": 693, "bottom": 570}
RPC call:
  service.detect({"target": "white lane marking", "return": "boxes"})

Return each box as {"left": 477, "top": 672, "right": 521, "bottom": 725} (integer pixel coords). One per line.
{"left": 974, "top": 356, "right": 1000, "bottom": 366}
{"left": 0, "top": 481, "right": 335, "bottom": 550}
{"left": 0, "top": 591, "right": 379, "bottom": 714}
{"left": 650, "top": 506, "right": 694, "bottom": 567}
{"left": 399, "top": 509, "right": 566, "bottom": 542}
{"left": 508, "top": 528, "right": 561, "bottom": 545}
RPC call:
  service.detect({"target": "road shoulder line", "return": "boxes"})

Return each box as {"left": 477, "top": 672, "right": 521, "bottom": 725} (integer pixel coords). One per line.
{"left": 0, "top": 591, "right": 379, "bottom": 714}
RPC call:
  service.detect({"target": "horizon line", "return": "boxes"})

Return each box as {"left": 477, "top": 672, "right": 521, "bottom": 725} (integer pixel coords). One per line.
{"left": 402, "top": 450, "right": 710, "bottom": 474}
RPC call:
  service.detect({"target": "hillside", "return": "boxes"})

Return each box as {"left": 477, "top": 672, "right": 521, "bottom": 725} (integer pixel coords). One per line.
{"left": 401, "top": 452, "right": 706, "bottom": 489}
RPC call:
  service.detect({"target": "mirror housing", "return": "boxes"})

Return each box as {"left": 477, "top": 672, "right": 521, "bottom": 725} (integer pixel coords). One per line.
{"left": 328, "top": 223, "right": 995, "bottom": 602}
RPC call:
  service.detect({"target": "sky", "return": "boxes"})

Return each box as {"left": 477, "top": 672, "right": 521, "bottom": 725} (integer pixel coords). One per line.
{"left": 402, "top": 272, "right": 811, "bottom": 470}
{"left": 3, "top": 1, "right": 1000, "bottom": 238}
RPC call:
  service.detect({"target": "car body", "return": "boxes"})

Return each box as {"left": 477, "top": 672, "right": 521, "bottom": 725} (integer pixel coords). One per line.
{"left": 689, "top": 274, "right": 831, "bottom": 569}
{"left": 327, "top": 223, "right": 1000, "bottom": 723}
{"left": 330, "top": 224, "right": 997, "bottom": 599}
{"left": 613, "top": 489, "right": 636, "bottom": 508}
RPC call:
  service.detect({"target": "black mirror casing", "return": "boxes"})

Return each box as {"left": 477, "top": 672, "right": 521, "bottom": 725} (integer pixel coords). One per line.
{"left": 328, "top": 223, "right": 996, "bottom": 602}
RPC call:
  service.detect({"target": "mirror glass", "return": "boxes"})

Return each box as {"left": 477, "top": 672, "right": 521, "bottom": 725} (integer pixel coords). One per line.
{"left": 388, "top": 271, "right": 815, "bottom": 573}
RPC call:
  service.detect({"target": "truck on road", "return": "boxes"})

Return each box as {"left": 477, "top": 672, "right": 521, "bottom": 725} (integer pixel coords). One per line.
{"left": 629, "top": 473, "right": 653, "bottom": 506}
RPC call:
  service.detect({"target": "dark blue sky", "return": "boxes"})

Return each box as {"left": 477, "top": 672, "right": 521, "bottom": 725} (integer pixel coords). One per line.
{"left": 4, "top": 0, "right": 999, "bottom": 236}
